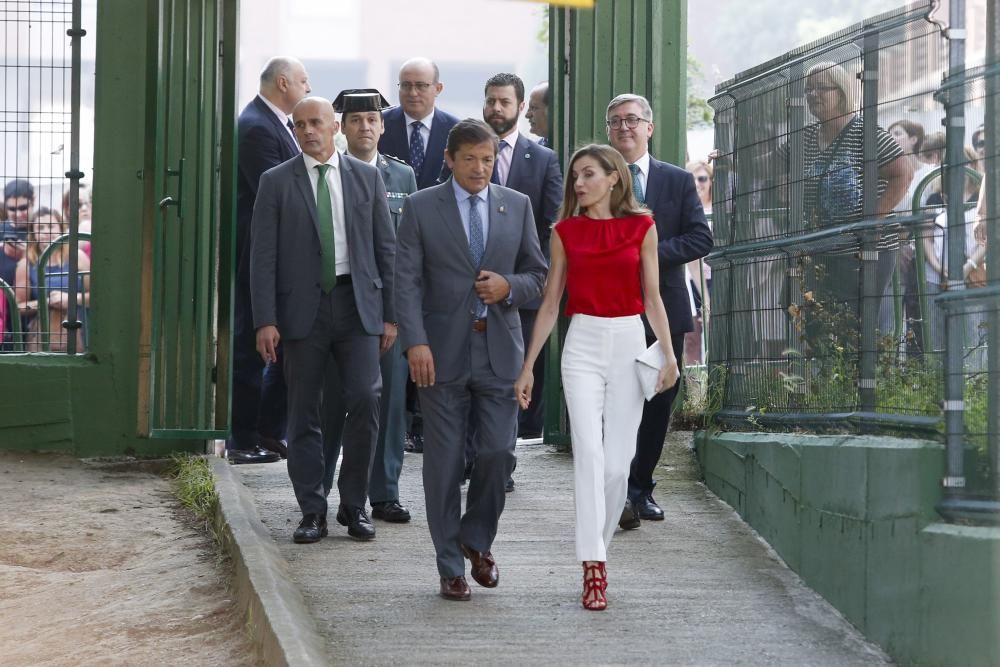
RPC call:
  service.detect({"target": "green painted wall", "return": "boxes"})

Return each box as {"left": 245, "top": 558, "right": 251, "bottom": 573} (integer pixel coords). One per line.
{"left": 550, "top": 0, "right": 687, "bottom": 167}
{"left": 697, "top": 431, "right": 1000, "bottom": 666}
{"left": 0, "top": 1, "right": 199, "bottom": 457}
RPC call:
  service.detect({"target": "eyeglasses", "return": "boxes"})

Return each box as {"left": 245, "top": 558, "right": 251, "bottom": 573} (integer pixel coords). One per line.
{"left": 695, "top": 175, "right": 710, "bottom": 183}
{"left": 804, "top": 85, "right": 839, "bottom": 96}
{"left": 398, "top": 82, "right": 434, "bottom": 93}
{"left": 606, "top": 115, "right": 650, "bottom": 130}
{"left": 5, "top": 203, "right": 30, "bottom": 212}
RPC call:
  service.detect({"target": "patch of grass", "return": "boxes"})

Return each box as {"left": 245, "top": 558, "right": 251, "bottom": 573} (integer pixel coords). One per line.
{"left": 168, "top": 454, "right": 219, "bottom": 523}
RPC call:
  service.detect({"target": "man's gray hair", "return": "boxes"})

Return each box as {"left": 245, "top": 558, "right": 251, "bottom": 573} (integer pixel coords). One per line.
{"left": 260, "top": 57, "right": 300, "bottom": 86}
{"left": 606, "top": 93, "right": 653, "bottom": 121}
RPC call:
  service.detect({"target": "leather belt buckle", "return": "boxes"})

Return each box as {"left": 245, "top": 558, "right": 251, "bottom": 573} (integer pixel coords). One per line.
{"left": 471, "top": 318, "right": 487, "bottom": 333}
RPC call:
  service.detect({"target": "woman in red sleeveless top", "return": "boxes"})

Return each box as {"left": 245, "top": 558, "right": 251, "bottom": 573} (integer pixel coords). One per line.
{"left": 514, "top": 144, "right": 678, "bottom": 610}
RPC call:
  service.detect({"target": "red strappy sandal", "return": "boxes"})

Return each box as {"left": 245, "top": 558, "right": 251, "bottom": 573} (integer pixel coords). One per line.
{"left": 582, "top": 561, "right": 608, "bottom": 611}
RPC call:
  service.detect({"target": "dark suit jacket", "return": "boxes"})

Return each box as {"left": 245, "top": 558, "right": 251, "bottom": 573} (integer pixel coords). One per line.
{"left": 236, "top": 96, "right": 300, "bottom": 277}
{"left": 378, "top": 106, "right": 460, "bottom": 190}
{"left": 395, "top": 180, "right": 547, "bottom": 383}
{"left": 645, "top": 156, "right": 714, "bottom": 335}
{"left": 250, "top": 153, "right": 396, "bottom": 341}
{"left": 500, "top": 134, "right": 563, "bottom": 256}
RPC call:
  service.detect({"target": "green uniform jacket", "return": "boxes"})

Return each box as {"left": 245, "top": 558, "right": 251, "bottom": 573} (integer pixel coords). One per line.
{"left": 377, "top": 152, "right": 417, "bottom": 228}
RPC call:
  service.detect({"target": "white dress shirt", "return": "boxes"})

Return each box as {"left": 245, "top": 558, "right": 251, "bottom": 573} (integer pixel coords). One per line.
{"left": 258, "top": 94, "right": 298, "bottom": 146}
{"left": 404, "top": 110, "right": 435, "bottom": 148}
{"left": 302, "top": 151, "right": 350, "bottom": 276}
{"left": 347, "top": 150, "right": 379, "bottom": 167}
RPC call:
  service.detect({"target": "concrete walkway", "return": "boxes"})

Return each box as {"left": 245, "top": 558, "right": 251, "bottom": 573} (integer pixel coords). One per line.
{"left": 234, "top": 433, "right": 889, "bottom": 666}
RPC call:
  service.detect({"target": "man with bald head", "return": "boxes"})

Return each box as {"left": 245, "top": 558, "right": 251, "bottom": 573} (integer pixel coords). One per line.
{"left": 526, "top": 82, "right": 550, "bottom": 146}
{"left": 250, "top": 96, "right": 396, "bottom": 544}
{"left": 379, "top": 57, "right": 460, "bottom": 190}
{"left": 230, "top": 56, "right": 312, "bottom": 465}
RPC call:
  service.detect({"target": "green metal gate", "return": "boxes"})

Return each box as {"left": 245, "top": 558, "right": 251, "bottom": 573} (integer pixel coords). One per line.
{"left": 544, "top": 0, "right": 688, "bottom": 444}
{"left": 136, "top": 0, "right": 238, "bottom": 439}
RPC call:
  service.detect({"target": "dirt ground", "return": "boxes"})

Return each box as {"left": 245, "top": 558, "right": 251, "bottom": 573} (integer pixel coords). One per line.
{"left": 0, "top": 451, "right": 258, "bottom": 666}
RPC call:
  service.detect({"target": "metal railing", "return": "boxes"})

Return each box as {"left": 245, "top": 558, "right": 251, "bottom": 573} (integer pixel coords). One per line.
{"left": 704, "top": 0, "right": 999, "bottom": 518}
{"left": 1, "top": 0, "right": 88, "bottom": 354}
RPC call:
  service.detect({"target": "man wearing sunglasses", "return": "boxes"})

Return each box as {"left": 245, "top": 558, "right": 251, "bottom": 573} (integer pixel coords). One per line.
{"left": 379, "top": 58, "right": 459, "bottom": 191}
{"left": 605, "top": 94, "right": 714, "bottom": 529}
{"left": 2, "top": 180, "right": 32, "bottom": 276}
{"left": 1, "top": 179, "right": 32, "bottom": 347}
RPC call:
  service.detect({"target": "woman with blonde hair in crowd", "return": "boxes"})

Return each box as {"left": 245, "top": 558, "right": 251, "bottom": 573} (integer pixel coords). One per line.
{"left": 514, "top": 144, "right": 678, "bottom": 611}
{"left": 62, "top": 184, "right": 92, "bottom": 257}
{"left": 14, "top": 207, "right": 90, "bottom": 352}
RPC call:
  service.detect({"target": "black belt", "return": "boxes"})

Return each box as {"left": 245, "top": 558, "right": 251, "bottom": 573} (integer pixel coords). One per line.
{"left": 335, "top": 273, "right": 352, "bottom": 286}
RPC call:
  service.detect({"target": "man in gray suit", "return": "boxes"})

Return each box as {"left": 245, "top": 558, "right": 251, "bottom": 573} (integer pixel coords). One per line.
{"left": 323, "top": 89, "right": 417, "bottom": 524}
{"left": 251, "top": 96, "right": 396, "bottom": 544}
{"left": 395, "top": 119, "right": 546, "bottom": 601}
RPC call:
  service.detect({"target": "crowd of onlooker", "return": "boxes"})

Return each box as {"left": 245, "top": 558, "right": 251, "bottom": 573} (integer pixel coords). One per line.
{"left": 0, "top": 178, "right": 91, "bottom": 352}
{"left": 705, "top": 61, "right": 991, "bottom": 369}
{"left": 885, "top": 119, "right": 988, "bottom": 360}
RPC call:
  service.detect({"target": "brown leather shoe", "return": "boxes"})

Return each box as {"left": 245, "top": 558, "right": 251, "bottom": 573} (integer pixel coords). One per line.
{"left": 439, "top": 575, "right": 471, "bottom": 601}
{"left": 461, "top": 544, "right": 499, "bottom": 588}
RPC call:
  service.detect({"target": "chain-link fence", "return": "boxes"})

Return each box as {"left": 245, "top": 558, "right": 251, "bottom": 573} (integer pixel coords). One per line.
{"left": 706, "top": 0, "right": 999, "bottom": 513}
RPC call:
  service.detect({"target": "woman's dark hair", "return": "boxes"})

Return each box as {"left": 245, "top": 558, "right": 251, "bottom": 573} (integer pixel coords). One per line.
{"left": 888, "top": 119, "right": 926, "bottom": 153}
{"left": 29, "top": 206, "right": 63, "bottom": 223}
{"left": 446, "top": 118, "right": 498, "bottom": 157}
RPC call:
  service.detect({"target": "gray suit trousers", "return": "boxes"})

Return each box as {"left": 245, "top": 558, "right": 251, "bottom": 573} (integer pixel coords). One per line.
{"left": 283, "top": 284, "right": 381, "bottom": 517}
{"left": 421, "top": 331, "right": 517, "bottom": 577}
{"left": 322, "top": 338, "right": 407, "bottom": 505}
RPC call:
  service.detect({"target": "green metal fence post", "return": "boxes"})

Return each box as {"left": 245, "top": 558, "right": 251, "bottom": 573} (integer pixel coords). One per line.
{"left": 985, "top": 0, "right": 1000, "bottom": 498}
{"left": 545, "top": 0, "right": 689, "bottom": 446}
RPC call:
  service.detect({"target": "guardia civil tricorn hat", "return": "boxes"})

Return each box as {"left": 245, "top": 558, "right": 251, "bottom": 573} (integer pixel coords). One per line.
{"left": 332, "top": 89, "right": 390, "bottom": 114}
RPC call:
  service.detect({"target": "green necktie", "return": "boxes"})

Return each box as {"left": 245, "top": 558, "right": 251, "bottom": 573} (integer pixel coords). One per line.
{"left": 315, "top": 163, "right": 337, "bottom": 292}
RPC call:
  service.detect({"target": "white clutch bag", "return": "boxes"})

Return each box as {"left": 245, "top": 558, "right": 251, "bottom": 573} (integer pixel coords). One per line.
{"left": 635, "top": 341, "right": 666, "bottom": 401}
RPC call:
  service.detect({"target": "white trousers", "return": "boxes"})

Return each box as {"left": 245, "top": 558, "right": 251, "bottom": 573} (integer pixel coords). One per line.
{"left": 561, "top": 314, "right": 646, "bottom": 562}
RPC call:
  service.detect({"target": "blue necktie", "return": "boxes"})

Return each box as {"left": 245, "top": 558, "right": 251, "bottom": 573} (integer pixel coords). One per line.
{"left": 469, "top": 197, "right": 486, "bottom": 316}
{"left": 286, "top": 118, "right": 294, "bottom": 131}
{"left": 629, "top": 163, "right": 645, "bottom": 204}
{"left": 409, "top": 121, "right": 426, "bottom": 180}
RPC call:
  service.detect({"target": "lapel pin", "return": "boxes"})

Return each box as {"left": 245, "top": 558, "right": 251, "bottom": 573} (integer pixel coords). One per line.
{"left": 499, "top": 205, "right": 505, "bottom": 213}
{"left": 525, "top": 153, "right": 531, "bottom": 160}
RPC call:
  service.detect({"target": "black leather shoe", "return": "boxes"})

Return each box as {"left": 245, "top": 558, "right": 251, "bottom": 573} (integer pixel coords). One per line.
{"left": 336, "top": 505, "right": 376, "bottom": 540}
{"left": 404, "top": 432, "right": 424, "bottom": 453}
{"left": 293, "top": 513, "right": 327, "bottom": 543}
{"left": 258, "top": 436, "right": 288, "bottom": 459}
{"left": 618, "top": 499, "right": 641, "bottom": 530}
{"left": 371, "top": 500, "right": 411, "bottom": 523}
{"left": 505, "top": 477, "right": 515, "bottom": 493}
{"left": 636, "top": 493, "right": 664, "bottom": 521}
{"left": 227, "top": 446, "right": 280, "bottom": 465}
